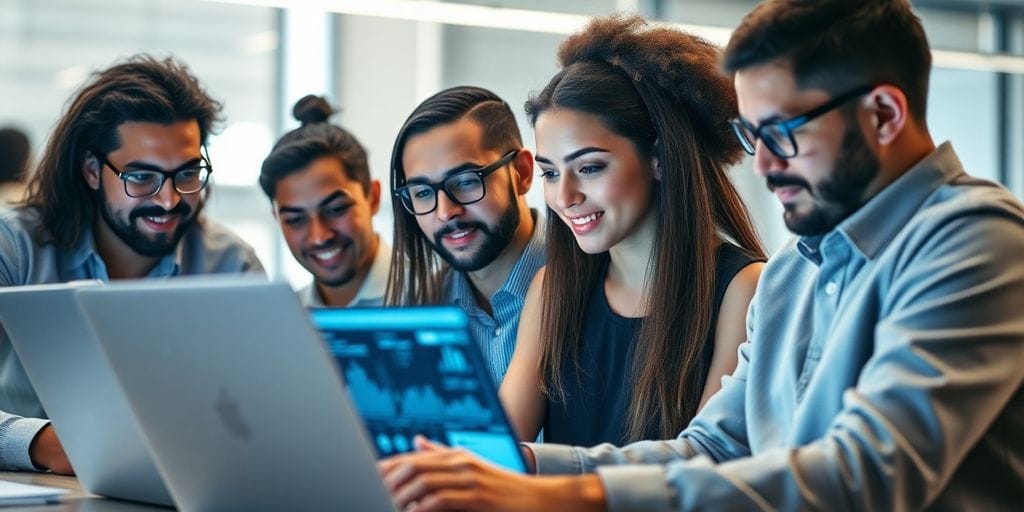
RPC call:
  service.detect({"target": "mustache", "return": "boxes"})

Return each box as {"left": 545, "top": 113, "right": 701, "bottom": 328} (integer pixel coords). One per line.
{"left": 766, "top": 173, "right": 812, "bottom": 194}
{"left": 129, "top": 201, "right": 192, "bottom": 222}
{"left": 434, "top": 221, "right": 489, "bottom": 241}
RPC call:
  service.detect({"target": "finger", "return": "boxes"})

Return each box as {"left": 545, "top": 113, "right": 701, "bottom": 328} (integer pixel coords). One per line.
{"left": 415, "top": 488, "right": 487, "bottom": 512}
{"left": 381, "top": 450, "right": 470, "bottom": 493}
{"left": 393, "top": 469, "right": 475, "bottom": 511}
{"left": 415, "top": 435, "right": 447, "bottom": 452}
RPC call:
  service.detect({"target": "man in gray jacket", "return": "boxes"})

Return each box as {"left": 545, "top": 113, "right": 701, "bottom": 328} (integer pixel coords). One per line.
{"left": 0, "top": 56, "right": 262, "bottom": 474}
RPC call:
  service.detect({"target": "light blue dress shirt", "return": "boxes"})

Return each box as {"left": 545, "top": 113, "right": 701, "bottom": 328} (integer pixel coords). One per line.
{"left": 0, "top": 205, "right": 263, "bottom": 471}
{"left": 445, "top": 213, "right": 546, "bottom": 385}
{"left": 530, "top": 143, "right": 1024, "bottom": 510}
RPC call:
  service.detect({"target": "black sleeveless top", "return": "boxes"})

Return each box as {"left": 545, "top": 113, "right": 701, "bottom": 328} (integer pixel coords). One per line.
{"left": 543, "top": 243, "right": 761, "bottom": 446}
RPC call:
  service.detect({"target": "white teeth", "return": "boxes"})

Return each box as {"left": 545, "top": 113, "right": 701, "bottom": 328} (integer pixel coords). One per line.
{"left": 312, "top": 247, "right": 341, "bottom": 261}
{"left": 570, "top": 213, "right": 601, "bottom": 225}
{"left": 145, "top": 216, "right": 171, "bottom": 224}
{"left": 449, "top": 230, "right": 471, "bottom": 239}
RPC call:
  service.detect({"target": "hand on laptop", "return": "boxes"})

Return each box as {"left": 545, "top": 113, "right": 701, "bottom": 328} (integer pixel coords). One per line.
{"left": 29, "top": 424, "right": 74, "bottom": 475}
{"left": 378, "top": 435, "right": 605, "bottom": 512}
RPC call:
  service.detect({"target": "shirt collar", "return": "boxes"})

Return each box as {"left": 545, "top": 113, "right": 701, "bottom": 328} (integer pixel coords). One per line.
{"left": 798, "top": 141, "right": 963, "bottom": 263}
{"left": 62, "top": 223, "right": 181, "bottom": 278}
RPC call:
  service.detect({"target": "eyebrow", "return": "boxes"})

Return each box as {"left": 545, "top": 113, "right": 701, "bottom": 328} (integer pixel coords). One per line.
{"left": 277, "top": 190, "right": 352, "bottom": 214}
{"left": 122, "top": 157, "right": 204, "bottom": 172}
{"left": 535, "top": 146, "right": 610, "bottom": 166}
{"left": 404, "top": 162, "right": 484, "bottom": 185}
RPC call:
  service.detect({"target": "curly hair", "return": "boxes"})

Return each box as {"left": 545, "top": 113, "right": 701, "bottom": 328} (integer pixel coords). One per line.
{"left": 526, "top": 16, "right": 764, "bottom": 442}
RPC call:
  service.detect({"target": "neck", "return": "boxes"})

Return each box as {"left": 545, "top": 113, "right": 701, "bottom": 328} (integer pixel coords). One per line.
{"left": 466, "top": 206, "right": 535, "bottom": 309}
{"left": 316, "top": 236, "right": 380, "bottom": 306}
{"left": 866, "top": 125, "right": 937, "bottom": 203}
{"left": 606, "top": 205, "right": 658, "bottom": 293}
{"left": 92, "top": 217, "right": 161, "bottom": 280}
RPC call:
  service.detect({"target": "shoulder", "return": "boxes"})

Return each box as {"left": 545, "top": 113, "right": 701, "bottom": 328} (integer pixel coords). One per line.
{"left": 179, "top": 217, "right": 265, "bottom": 274}
{"left": 0, "top": 206, "right": 48, "bottom": 286}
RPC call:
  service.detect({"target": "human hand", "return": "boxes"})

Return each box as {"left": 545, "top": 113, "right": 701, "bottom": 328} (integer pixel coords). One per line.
{"left": 377, "top": 436, "right": 604, "bottom": 512}
{"left": 29, "top": 424, "right": 74, "bottom": 475}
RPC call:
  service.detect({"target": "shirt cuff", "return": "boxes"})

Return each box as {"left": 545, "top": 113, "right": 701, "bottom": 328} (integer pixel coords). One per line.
{"left": 1, "top": 417, "right": 50, "bottom": 471}
{"left": 523, "top": 442, "right": 583, "bottom": 474}
{"left": 597, "top": 464, "right": 675, "bottom": 512}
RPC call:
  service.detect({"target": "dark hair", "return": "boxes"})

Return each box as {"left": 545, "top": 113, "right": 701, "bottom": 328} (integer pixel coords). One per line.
{"left": 724, "top": 0, "right": 931, "bottom": 121}
{"left": 0, "top": 127, "right": 30, "bottom": 184}
{"left": 525, "top": 16, "right": 765, "bottom": 442}
{"left": 259, "top": 95, "right": 371, "bottom": 200}
{"left": 22, "top": 55, "right": 222, "bottom": 250}
{"left": 385, "top": 86, "right": 523, "bottom": 305}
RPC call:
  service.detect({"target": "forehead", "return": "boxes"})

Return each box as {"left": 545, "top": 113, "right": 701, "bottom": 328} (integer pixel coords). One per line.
{"left": 113, "top": 120, "right": 201, "bottom": 156}
{"left": 401, "top": 117, "right": 492, "bottom": 179}
{"left": 734, "top": 62, "right": 830, "bottom": 121}
{"left": 275, "top": 156, "right": 363, "bottom": 203}
{"left": 534, "top": 108, "right": 621, "bottom": 149}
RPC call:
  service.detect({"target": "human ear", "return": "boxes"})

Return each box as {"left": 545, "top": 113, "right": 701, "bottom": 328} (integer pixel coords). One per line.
{"left": 864, "top": 85, "right": 909, "bottom": 146}
{"left": 82, "top": 152, "right": 102, "bottom": 191}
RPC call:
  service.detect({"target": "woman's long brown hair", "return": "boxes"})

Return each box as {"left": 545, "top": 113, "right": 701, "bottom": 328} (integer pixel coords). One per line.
{"left": 526, "top": 16, "right": 765, "bottom": 441}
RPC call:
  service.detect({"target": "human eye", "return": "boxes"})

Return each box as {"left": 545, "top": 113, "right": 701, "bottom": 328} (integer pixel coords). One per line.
{"left": 324, "top": 203, "right": 353, "bottom": 217}
{"left": 122, "top": 171, "right": 158, "bottom": 185}
{"left": 282, "top": 215, "right": 306, "bottom": 227}
{"left": 538, "top": 168, "right": 559, "bottom": 181}
{"left": 577, "top": 163, "right": 606, "bottom": 175}
{"left": 411, "top": 187, "right": 434, "bottom": 200}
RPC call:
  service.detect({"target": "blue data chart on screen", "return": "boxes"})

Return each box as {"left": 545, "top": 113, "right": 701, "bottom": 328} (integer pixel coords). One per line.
{"left": 311, "top": 308, "right": 526, "bottom": 473}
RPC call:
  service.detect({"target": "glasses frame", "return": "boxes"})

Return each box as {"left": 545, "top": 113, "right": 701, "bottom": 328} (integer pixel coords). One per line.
{"left": 731, "top": 84, "right": 877, "bottom": 160}
{"left": 95, "top": 146, "right": 214, "bottom": 199}
{"left": 394, "top": 149, "right": 519, "bottom": 216}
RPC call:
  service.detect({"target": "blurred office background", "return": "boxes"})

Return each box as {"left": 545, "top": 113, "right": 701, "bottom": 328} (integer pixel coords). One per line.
{"left": 2, "top": 0, "right": 1022, "bottom": 287}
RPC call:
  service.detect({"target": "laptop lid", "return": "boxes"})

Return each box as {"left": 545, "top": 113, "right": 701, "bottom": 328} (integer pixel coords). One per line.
{"left": 0, "top": 283, "right": 173, "bottom": 507}
{"left": 76, "top": 278, "right": 395, "bottom": 512}
{"left": 309, "top": 307, "right": 528, "bottom": 473}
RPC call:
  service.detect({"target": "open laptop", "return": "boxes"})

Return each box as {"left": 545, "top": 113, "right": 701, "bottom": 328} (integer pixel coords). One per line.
{"left": 0, "top": 282, "right": 174, "bottom": 507}
{"left": 309, "top": 307, "right": 528, "bottom": 473}
{"left": 76, "top": 278, "right": 395, "bottom": 512}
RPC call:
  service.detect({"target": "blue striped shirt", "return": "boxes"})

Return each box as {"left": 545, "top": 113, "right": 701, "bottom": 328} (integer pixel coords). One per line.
{"left": 445, "top": 214, "right": 546, "bottom": 385}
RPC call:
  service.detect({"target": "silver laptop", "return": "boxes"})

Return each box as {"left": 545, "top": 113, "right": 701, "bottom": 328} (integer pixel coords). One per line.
{"left": 76, "top": 278, "right": 395, "bottom": 512}
{"left": 0, "top": 282, "right": 174, "bottom": 507}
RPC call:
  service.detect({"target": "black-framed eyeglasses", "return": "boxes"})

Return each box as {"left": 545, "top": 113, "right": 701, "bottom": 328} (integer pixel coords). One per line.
{"left": 394, "top": 149, "right": 519, "bottom": 215}
{"left": 731, "top": 84, "right": 876, "bottom": 160}
{"left": 95, "top": 147, "right": 213, "bottom": 199}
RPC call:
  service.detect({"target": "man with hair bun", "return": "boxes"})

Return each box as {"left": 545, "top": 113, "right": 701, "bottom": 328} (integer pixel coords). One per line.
{"left": 379, "top": 3, "right": 1024, "bottom": 510}
{"left": 0, "top": 55, "right": 262, "bottom": 475}
{"left": 260, "top": 95, "right": 390, "bottom": 307}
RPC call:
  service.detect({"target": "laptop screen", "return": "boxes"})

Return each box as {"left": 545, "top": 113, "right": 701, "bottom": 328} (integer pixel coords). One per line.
{"left": 310, "top": 307, "right": 527, "bottom": 473}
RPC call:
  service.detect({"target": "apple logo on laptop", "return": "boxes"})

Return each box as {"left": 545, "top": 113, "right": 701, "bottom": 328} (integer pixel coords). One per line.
{"left": 215, "top": 387, "right": 253, "bottom": 440}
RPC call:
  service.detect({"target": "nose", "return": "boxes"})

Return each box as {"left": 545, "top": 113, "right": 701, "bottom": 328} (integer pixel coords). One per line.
{"left": 434, "top": 191, "right": 464, "bottom": 223}
{"left": 308, "top": 216, "right": 335, "bottom": 246}
{"left": 554, "top": 173, "right": 583, "bottom": 211}
{"left": 151, "top": 177, "right": 182, "bottom": 211}
{"left": 752, "top": 139, "right": 787, "bottom": 178}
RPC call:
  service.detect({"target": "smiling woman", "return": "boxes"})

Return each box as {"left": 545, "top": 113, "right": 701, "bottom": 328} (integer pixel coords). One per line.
{"left": 498, "top": 15, "right": 767, "bottom": 447}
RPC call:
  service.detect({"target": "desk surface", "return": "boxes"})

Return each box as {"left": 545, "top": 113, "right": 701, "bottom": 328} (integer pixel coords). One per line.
{"left": 0, "top": 472, "right": 170, "bottom": 511}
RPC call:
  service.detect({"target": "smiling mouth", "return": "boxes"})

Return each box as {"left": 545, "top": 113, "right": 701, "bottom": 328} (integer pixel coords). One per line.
{"left": 569, "top": 212, "right": 603, "bottom": 225}
{"left": 447, "top": 229, "right": 474, "bottom": 240}
{"left": 311, "top": 247, "right": 342, "bottom": 262}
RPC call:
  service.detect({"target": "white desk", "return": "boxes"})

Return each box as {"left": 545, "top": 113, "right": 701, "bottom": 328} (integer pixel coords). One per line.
{"left": 0, "top": 472, "right": 170, "bottom": 511}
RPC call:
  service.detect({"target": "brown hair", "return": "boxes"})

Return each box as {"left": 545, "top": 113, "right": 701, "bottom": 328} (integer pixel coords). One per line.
{"left": 724, "top": 0, "right": 931, "bottom": 122}
{"left": 525, "top": 16, "right": 765, "bottom": 441}
{"left": 23, "top": 55, "right": 221, "bottom": 250}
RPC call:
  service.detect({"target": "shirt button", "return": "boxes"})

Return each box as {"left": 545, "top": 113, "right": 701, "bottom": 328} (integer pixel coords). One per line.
{"left": 825, "top": 282, "right": 839, "bottom": 296}
{"left": 494, "top": 328, "right": 501, "bottom": 337}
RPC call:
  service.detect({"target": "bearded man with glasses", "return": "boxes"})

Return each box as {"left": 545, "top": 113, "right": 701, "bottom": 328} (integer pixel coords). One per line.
{"left": 0, "top": 56, "right": 262, "bottom": 475}
{"left": 386, "top": 86, "right": 545, "bottom": 386}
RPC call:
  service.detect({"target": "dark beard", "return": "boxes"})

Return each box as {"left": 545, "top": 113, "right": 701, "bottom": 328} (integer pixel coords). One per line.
{"left": 97, "top": 189, "right": 195, "bottom": 257}
{"left": 432, "top": 198, "right": 520, "bottom": 272}
{"left": 771, "top": 123, "right": 880, "bottom": 236}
